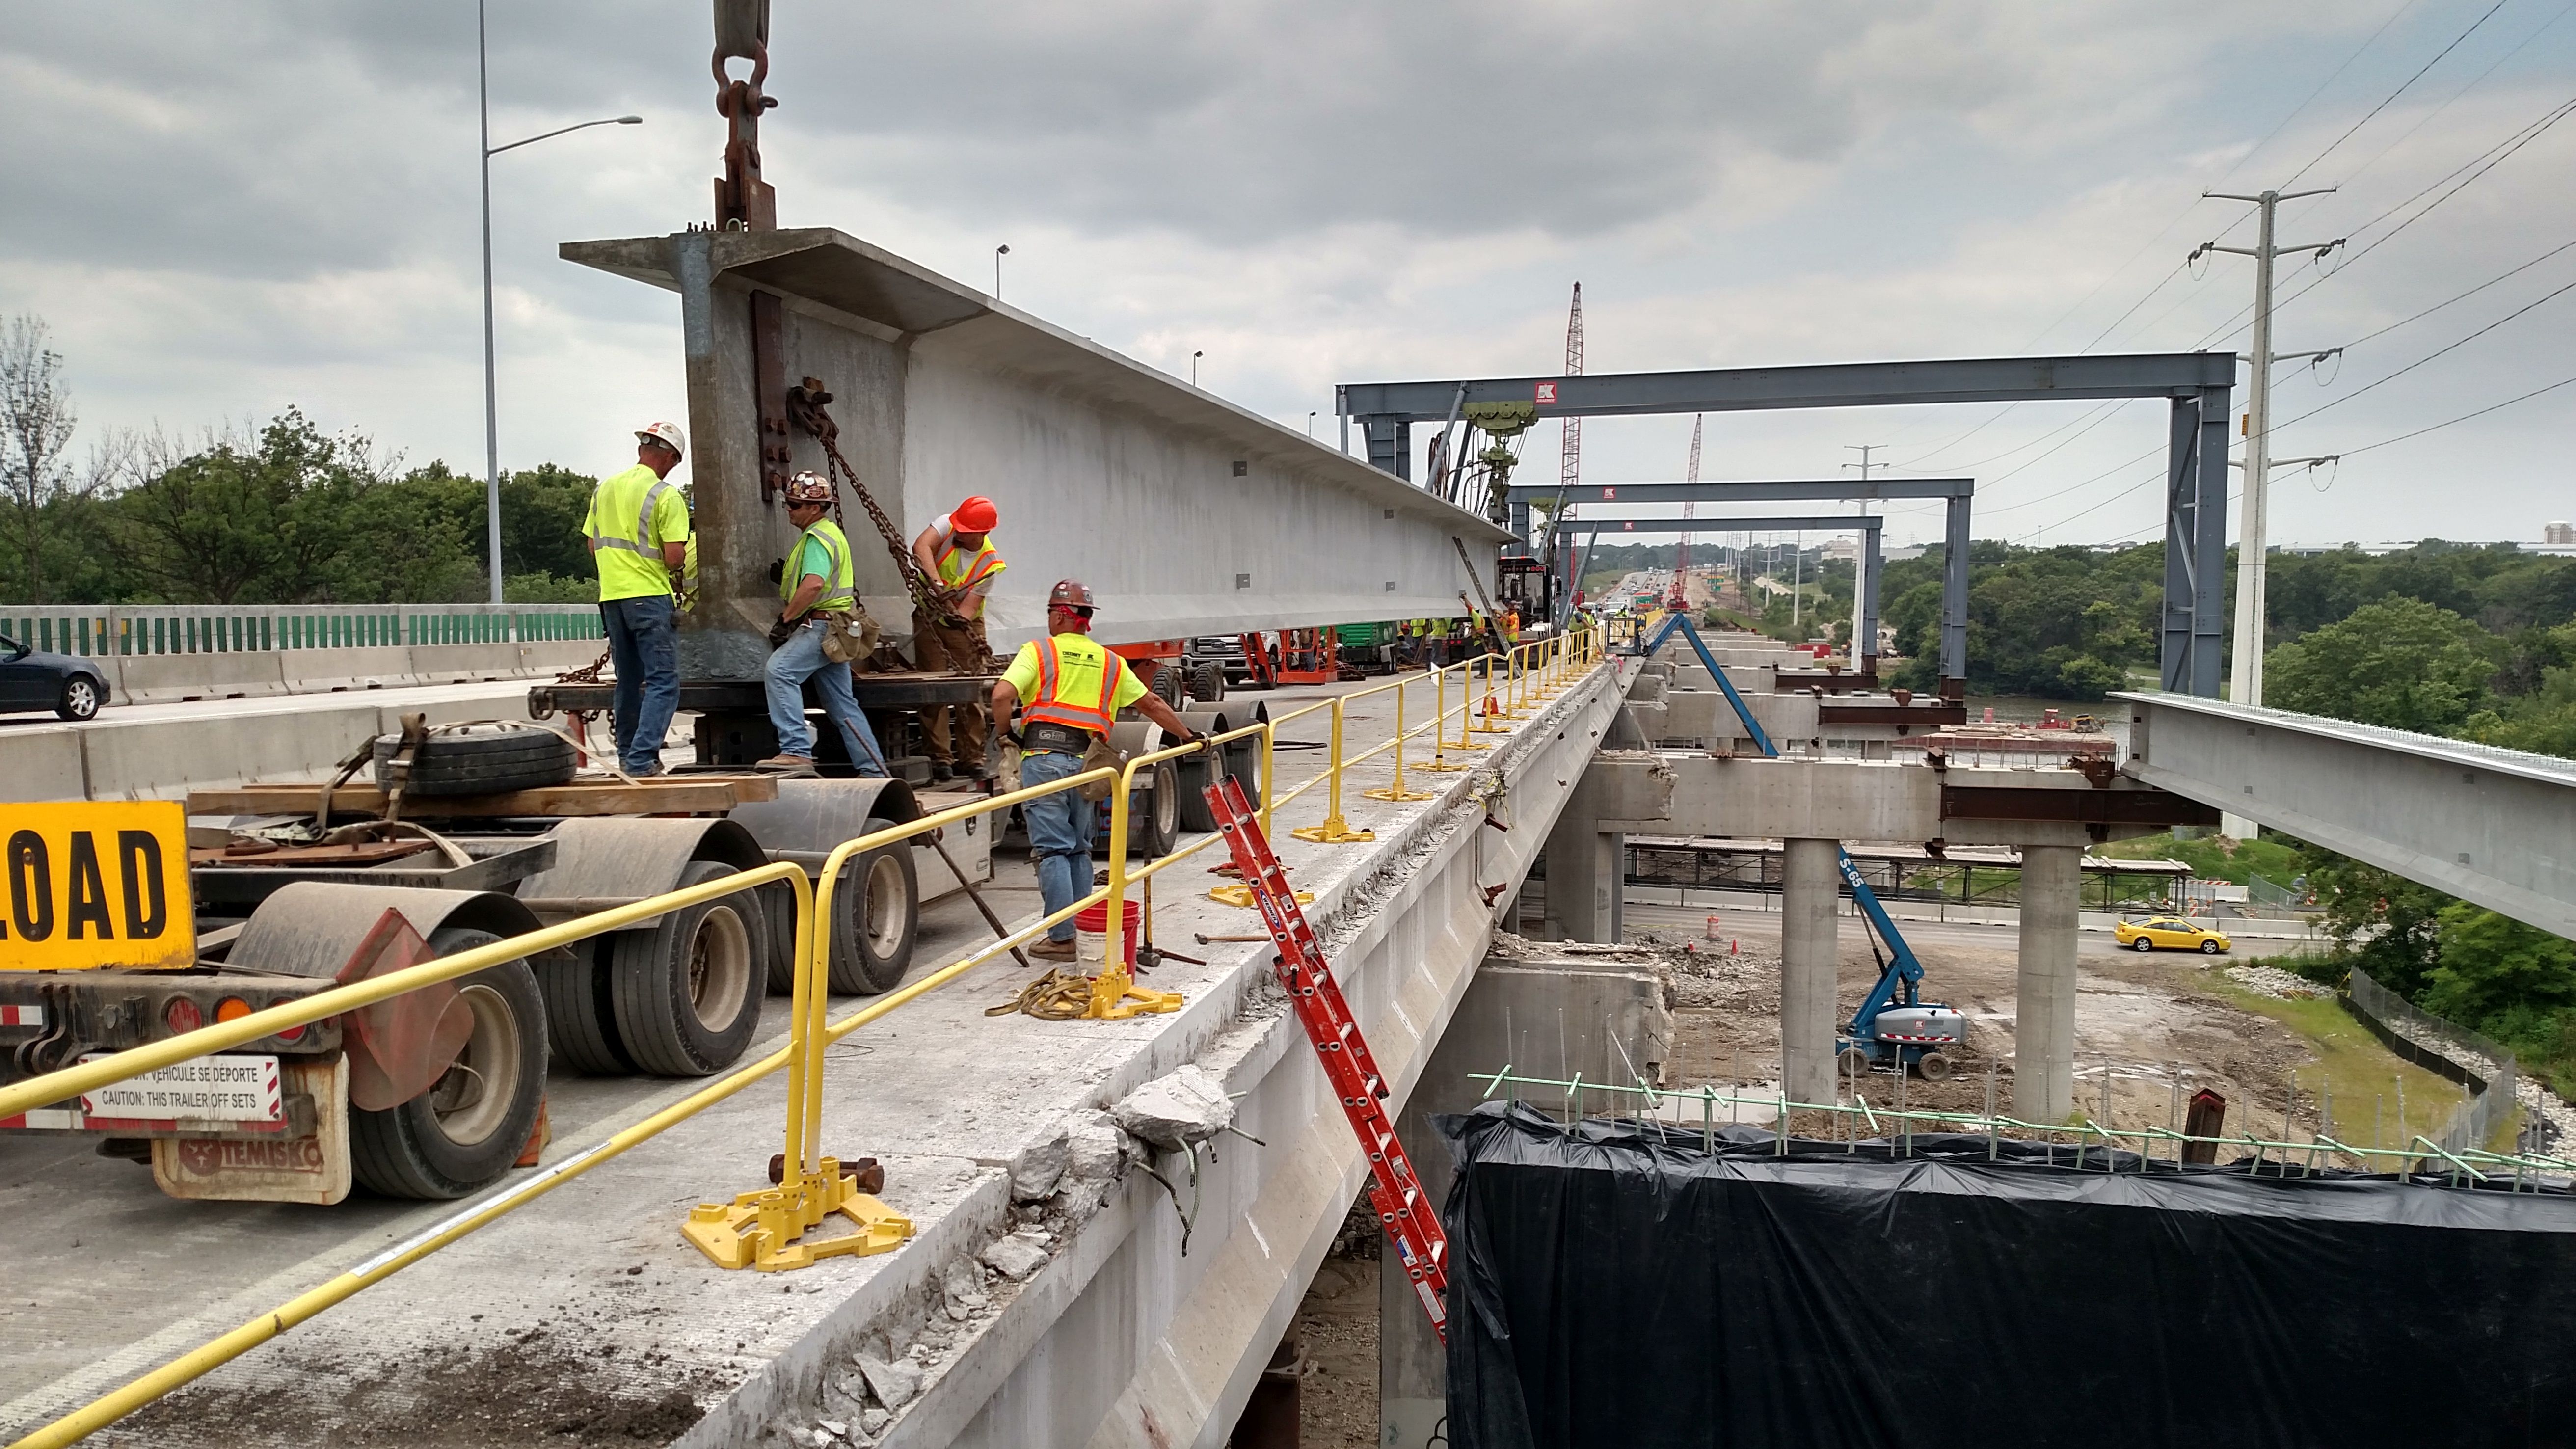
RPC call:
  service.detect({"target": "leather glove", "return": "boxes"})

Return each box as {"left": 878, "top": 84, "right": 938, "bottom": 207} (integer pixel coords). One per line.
{"left": 766, "top": 558, "right": 787, "bottom": 584}
{"left": 766, "top": 616, "right": 798, "bottom": 649}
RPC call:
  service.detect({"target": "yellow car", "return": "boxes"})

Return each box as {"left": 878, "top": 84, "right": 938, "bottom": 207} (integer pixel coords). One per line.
{"left": 2114, "top": 916, "right": 2232, "bottom": 955}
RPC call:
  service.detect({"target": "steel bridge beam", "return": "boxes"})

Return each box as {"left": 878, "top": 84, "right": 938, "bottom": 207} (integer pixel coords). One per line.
{"left": 2118, "top": 692, "right": 2576, "bottom": 939}
{"left": 1346, "top": 353, "right": 2233, "bottom": 697}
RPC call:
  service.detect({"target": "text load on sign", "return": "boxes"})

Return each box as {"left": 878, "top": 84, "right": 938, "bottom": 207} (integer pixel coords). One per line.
{"left": 0, "top": 801, "right": 195, "bottom": 970}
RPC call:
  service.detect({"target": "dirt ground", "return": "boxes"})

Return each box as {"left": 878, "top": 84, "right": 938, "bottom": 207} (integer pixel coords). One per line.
{"left": 1291, "top": 1243, "right": 1382, "bottom": 1449}
{"left": 1645, "top": 922, "right": 2346, "bottom": 1145}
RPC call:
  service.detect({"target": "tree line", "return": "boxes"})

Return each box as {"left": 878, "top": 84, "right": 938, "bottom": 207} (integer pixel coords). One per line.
{"left": 1, "top": 316, "right": 601, "bottom": 607}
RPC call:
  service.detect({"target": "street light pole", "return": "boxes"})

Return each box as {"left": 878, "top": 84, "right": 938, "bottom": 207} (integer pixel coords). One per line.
{"left": 994, "top": 243, "right": 1009, "bottom": 299}
{"left": 478, "top": 0, "right": 641, "bottom": 603}
{"left": 1191, "top": 350, "right": 1204, "bottom": 387}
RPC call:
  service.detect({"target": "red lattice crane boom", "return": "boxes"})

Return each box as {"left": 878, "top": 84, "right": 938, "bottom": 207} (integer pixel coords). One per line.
{"left": 1667, "top": 414, "right": 1702, "bottom": 612}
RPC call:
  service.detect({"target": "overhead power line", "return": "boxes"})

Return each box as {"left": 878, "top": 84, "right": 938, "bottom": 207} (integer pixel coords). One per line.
{"left": 2283, "top": 0, "right": 2516, "bottom": 185}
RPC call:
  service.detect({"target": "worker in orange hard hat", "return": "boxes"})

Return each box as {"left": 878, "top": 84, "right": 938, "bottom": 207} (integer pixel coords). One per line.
{"left": 992, "top": 579, "right": 1202, "bottom": 961}
{"left": 909, "top": 495, "right": 1007, "bottom": 783}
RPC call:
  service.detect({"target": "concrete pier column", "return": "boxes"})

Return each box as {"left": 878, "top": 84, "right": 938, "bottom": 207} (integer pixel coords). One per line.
{"left": 1541, "top": 811, "right": 1623, "bottom": 945}
{"left": 1779, "top": 838, "right": 1841, "bottom": 1107}
{"left": 2014, "top": 844, "right": 2082, "bottom": 1122}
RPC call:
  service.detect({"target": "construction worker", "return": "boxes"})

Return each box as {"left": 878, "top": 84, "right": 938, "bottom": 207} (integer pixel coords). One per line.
{"left": 909, "top": 495, "right": 1006, "bottom": 783}
{"left": 992, "top": 579, "right": 1201, "bottom": 961}
{"left": 759, "top": 472, "right": 888, "bottom": 776}
{"left": 584, "top": 421, "right": 690, "bottom": 777}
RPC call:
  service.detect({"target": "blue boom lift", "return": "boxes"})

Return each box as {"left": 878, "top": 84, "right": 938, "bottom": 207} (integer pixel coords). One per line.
{"left": 1633, "top": 613, "right": 1966, "bottom": 1079}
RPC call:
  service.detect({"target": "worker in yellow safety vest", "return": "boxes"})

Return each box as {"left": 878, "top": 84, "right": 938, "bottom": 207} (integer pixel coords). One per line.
{"left": 758, "top": 472, "right": 889, "bottom": 776}
{"left": 583, "top": 420, "right": 691, "bottom": 777}
{"left": 910, "top": 495, "right": 1007, "bottom": 783}
{"left": 991, "top": 579, "right": 1203, "bottom": 961}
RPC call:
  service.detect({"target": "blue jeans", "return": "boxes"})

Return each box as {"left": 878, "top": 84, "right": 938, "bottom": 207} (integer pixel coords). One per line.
{"left": 763, "top": 619, "right": 888, "bottom": 776}
{"left": 600, "top": 594, "right": 679, "bottom": 774}
{"left": 1020, "top": 748, "right": 1094, "bottom": 942}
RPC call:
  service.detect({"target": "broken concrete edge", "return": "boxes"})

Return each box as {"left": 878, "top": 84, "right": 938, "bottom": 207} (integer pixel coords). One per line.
{"left": 675, "top": 660, "right": 1629, "bottom": 1448}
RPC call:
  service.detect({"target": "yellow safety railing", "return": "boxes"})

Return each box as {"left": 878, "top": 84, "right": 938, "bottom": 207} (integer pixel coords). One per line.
{"left": 7, "top": 620, "right": 1609, "bottom": 1448}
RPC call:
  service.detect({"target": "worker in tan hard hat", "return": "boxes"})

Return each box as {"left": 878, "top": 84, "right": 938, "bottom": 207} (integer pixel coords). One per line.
{"left": 909, "top": 495, "right": 1006, "bottom": 783}
{"left": 991, "top": 578, "right": 1201, "bottom": 961}
{"left": 584, "top": 421, "right": 690, "bottom": 776}
{"left": 759, "top": 472, "right": 889, "bottom": 778}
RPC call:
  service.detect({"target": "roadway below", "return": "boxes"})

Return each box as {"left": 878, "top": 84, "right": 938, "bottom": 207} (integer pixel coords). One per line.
{"left": 0, "top": 662, "right": 1594, "bottom": 1448}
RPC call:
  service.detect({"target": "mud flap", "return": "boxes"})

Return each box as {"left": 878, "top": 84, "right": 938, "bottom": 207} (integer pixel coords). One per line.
{"left": 152, "top": 1055, "right": 352, "bottom": 1205}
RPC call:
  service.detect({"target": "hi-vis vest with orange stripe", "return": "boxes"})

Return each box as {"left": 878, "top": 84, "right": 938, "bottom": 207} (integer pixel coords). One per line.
{"left": 1022, "top": 635, "right": 1124, "bottom": 736}
{"left": 935, "top": 534, "right": 1007, "bottom": 620}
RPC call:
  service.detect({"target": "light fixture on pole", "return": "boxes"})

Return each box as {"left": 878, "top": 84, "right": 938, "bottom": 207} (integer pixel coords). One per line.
{"left": 480, "top": 0, "right": 642, "bottom": 603}
{"left": 994, "top": 243, "right": 1009, "bottom": 299}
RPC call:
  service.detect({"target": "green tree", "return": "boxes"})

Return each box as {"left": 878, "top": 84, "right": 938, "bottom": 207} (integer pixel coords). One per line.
{"left": 2262, "top": 597, "right": 2495, "bottom": 732}
{"left": 2421, "top": 903, "right": 2576, "bottom": 1025}
{"left": 2303, "top": 852, "right": 2450, "bottom": 996}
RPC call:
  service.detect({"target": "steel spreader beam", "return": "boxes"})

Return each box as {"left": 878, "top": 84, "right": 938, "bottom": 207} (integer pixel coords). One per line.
{"left": 2120, "top": 692, "right": 2576, "bottom": 939}
{"left": 1507, "top": 478, "right": 1972, "bottom": 504}
{"left": 1341, "top": 352, "right": 2234, "bottom": 423}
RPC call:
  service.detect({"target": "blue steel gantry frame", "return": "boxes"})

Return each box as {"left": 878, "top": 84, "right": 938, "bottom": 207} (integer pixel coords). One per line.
{"left": 1509, "top": 478, "right": 1971, "bottom": 686}
{"left": 1577, "top": 514, "right": 1885, "bottom": 670}
{"left": 1338, "top": 353, "right": 2236, "bottom": 696}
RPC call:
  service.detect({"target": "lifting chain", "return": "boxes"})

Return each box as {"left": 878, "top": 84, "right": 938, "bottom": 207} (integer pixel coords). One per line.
{"left": 785, "top": 377, "right": 993, "bottom": 671}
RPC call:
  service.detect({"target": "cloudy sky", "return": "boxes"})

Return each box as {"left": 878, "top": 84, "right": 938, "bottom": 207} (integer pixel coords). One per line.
{"left": 5, "top": 1, "right": 2574, "bottom": 549}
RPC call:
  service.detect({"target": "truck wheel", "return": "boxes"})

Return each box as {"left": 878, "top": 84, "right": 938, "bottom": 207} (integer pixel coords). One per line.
{"left": 1151, "top": 661, "right": 1185, "bottom": 709}
{"left": 611, "top": 860, "right": 767, "bottom": 1075}
{"left": 1916, "top": 1051, "right": 1955, "bottom": 1083}
{"left": 349, "top": 929, "right": 546, "bottom": 1200}
{"left": 1188, "top": 664, "right": 1225, "bottom": 703}
{"left": 828, "top": 817, "right": 918, "bottom": 995}
{"left": 537, "top": 941, "right": 633, "bottom": 1075}
{"left": 1130, "top": 760, "right": 1181, "bottom": 857}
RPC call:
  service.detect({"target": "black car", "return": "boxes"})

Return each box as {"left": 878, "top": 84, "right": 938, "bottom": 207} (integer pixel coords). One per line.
{"left": 0, "top": 633, "right": 109, "bottom": 720}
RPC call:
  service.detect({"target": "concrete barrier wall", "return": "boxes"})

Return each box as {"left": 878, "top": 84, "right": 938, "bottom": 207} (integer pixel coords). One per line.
{"left": 107, "top": 640, "right": 601, "bottom": 705}
{"left": 2, "top": 683, "right": 556, "bottom": 802}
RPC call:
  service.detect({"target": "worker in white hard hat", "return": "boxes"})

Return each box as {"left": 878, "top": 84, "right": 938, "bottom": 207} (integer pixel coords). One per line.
{"left": 758, "top": 472, "right": 889, "bottom": 777}
{"left": 990, "top": 578, "right": 1200, "bottom": 961}
{"left": 583, "top": 421, "right": 691, "bottom": 776}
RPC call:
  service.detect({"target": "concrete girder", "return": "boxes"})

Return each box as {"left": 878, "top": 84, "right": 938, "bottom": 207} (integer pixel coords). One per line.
{"left": 2119, "top": 691, "right": 2576, "bottom": 939}
{"left": 563, "top": 229, "right": 1510, "bottom": 671}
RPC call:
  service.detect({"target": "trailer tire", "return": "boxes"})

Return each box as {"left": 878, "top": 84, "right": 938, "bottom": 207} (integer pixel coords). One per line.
{"left": 349, "top": 931, "right": 546, "bottom": 1200}
{"left": 610, "top": 860, "right": 766, "bottom": 1075}
{"left": 1130, "top": 759, "right": 1181, "bottom": 858}
{"left": 537, "top": 941, "right": 634, "bottom": 1074}
{"left": 828, "top": 818, "right": 918, "bottom": 995}
{"left": 1151, "top": 660, "right": 1185, "bottom": 710}
{"left": 1188, "top": 664, "right": 1225, "bottom": 703}
{"left": 373, "top": 724, "right": 575, "bottom": 796}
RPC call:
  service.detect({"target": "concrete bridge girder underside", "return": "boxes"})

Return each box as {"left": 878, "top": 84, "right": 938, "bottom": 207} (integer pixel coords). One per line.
{"left": 832, "top": 663, "right": 1635, "bottom": 1449}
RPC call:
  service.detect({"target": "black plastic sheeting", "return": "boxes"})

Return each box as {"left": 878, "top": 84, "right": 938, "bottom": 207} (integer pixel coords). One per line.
{"left": 1438, "top": 1100, "right": 2576, "bottom": 1449}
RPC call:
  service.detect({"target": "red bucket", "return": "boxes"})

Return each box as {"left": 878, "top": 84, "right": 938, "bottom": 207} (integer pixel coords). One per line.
{"left": 1073, "top": 900, "right": 1139, "bottom": 968}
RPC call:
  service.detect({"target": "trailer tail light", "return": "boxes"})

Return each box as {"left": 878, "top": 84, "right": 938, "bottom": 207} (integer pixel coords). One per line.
{"left": 215, "top": 997, "right": 253, "bottom": 1024}
{"left": 163, "top": 996, "right": 204, "bottom": 1035}
{"left": 270, "top": 1016, "right": 307, "bottom": 1044}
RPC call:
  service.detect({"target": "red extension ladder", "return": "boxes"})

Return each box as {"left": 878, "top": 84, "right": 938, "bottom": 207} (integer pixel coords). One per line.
{"left": 1203, "top": 776, "right": 1452, "bottom": 1342}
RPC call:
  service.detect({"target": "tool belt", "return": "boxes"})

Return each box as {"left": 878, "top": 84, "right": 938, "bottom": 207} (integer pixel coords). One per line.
{"left": 816, "top": 605, "right": 879, "bottom": 665}
{"left": 1021, "top": 721, "right": 1093, "bottom": 755}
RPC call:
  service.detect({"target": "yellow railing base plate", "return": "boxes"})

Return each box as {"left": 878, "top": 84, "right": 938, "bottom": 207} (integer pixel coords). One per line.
{"left": 1362, "top": 786, "right": 1434, "bottom": 802}
{"left": 684, "top": 1161, "right": 915, "bottom": 1273}
{"left": 1418, "top": 760, "right": 1470, "bottom": 772}
{"left": 1290, "top": 820, "right": 1376, "bottom": 844}
{"left": 1444, "top": 738, "right": 1492, "bottom": 750}
{"left": 1084, "top": 975, "right": 1185, "bottom": 1020}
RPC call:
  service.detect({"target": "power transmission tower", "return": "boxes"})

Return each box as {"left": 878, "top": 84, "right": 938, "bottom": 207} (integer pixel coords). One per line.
{"left": 1842, "top": 443, "right": 1888, "bottom": 481}
{"left": 2195, "top": 188, "right": 2342, "bottom": 729}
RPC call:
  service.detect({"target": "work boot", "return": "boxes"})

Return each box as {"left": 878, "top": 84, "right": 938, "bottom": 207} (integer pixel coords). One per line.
{"left": 929, "top": 761, "right": 954, "bottom": 783}
{"left": 1029, "top": 938, "right": 1077, "bottom": 962}
{"left": 755, "top": 754, "right": 817, "bottom": 773}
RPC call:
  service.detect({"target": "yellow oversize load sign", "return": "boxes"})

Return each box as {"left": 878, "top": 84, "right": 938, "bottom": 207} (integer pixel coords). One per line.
{"left": 1, "top": 801, "right": 195, "bottom": 970}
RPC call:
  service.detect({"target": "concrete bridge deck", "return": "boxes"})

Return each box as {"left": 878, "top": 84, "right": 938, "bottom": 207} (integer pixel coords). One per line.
{"left": 0, "top": 659, "right": 1628, "bottom": 1449}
